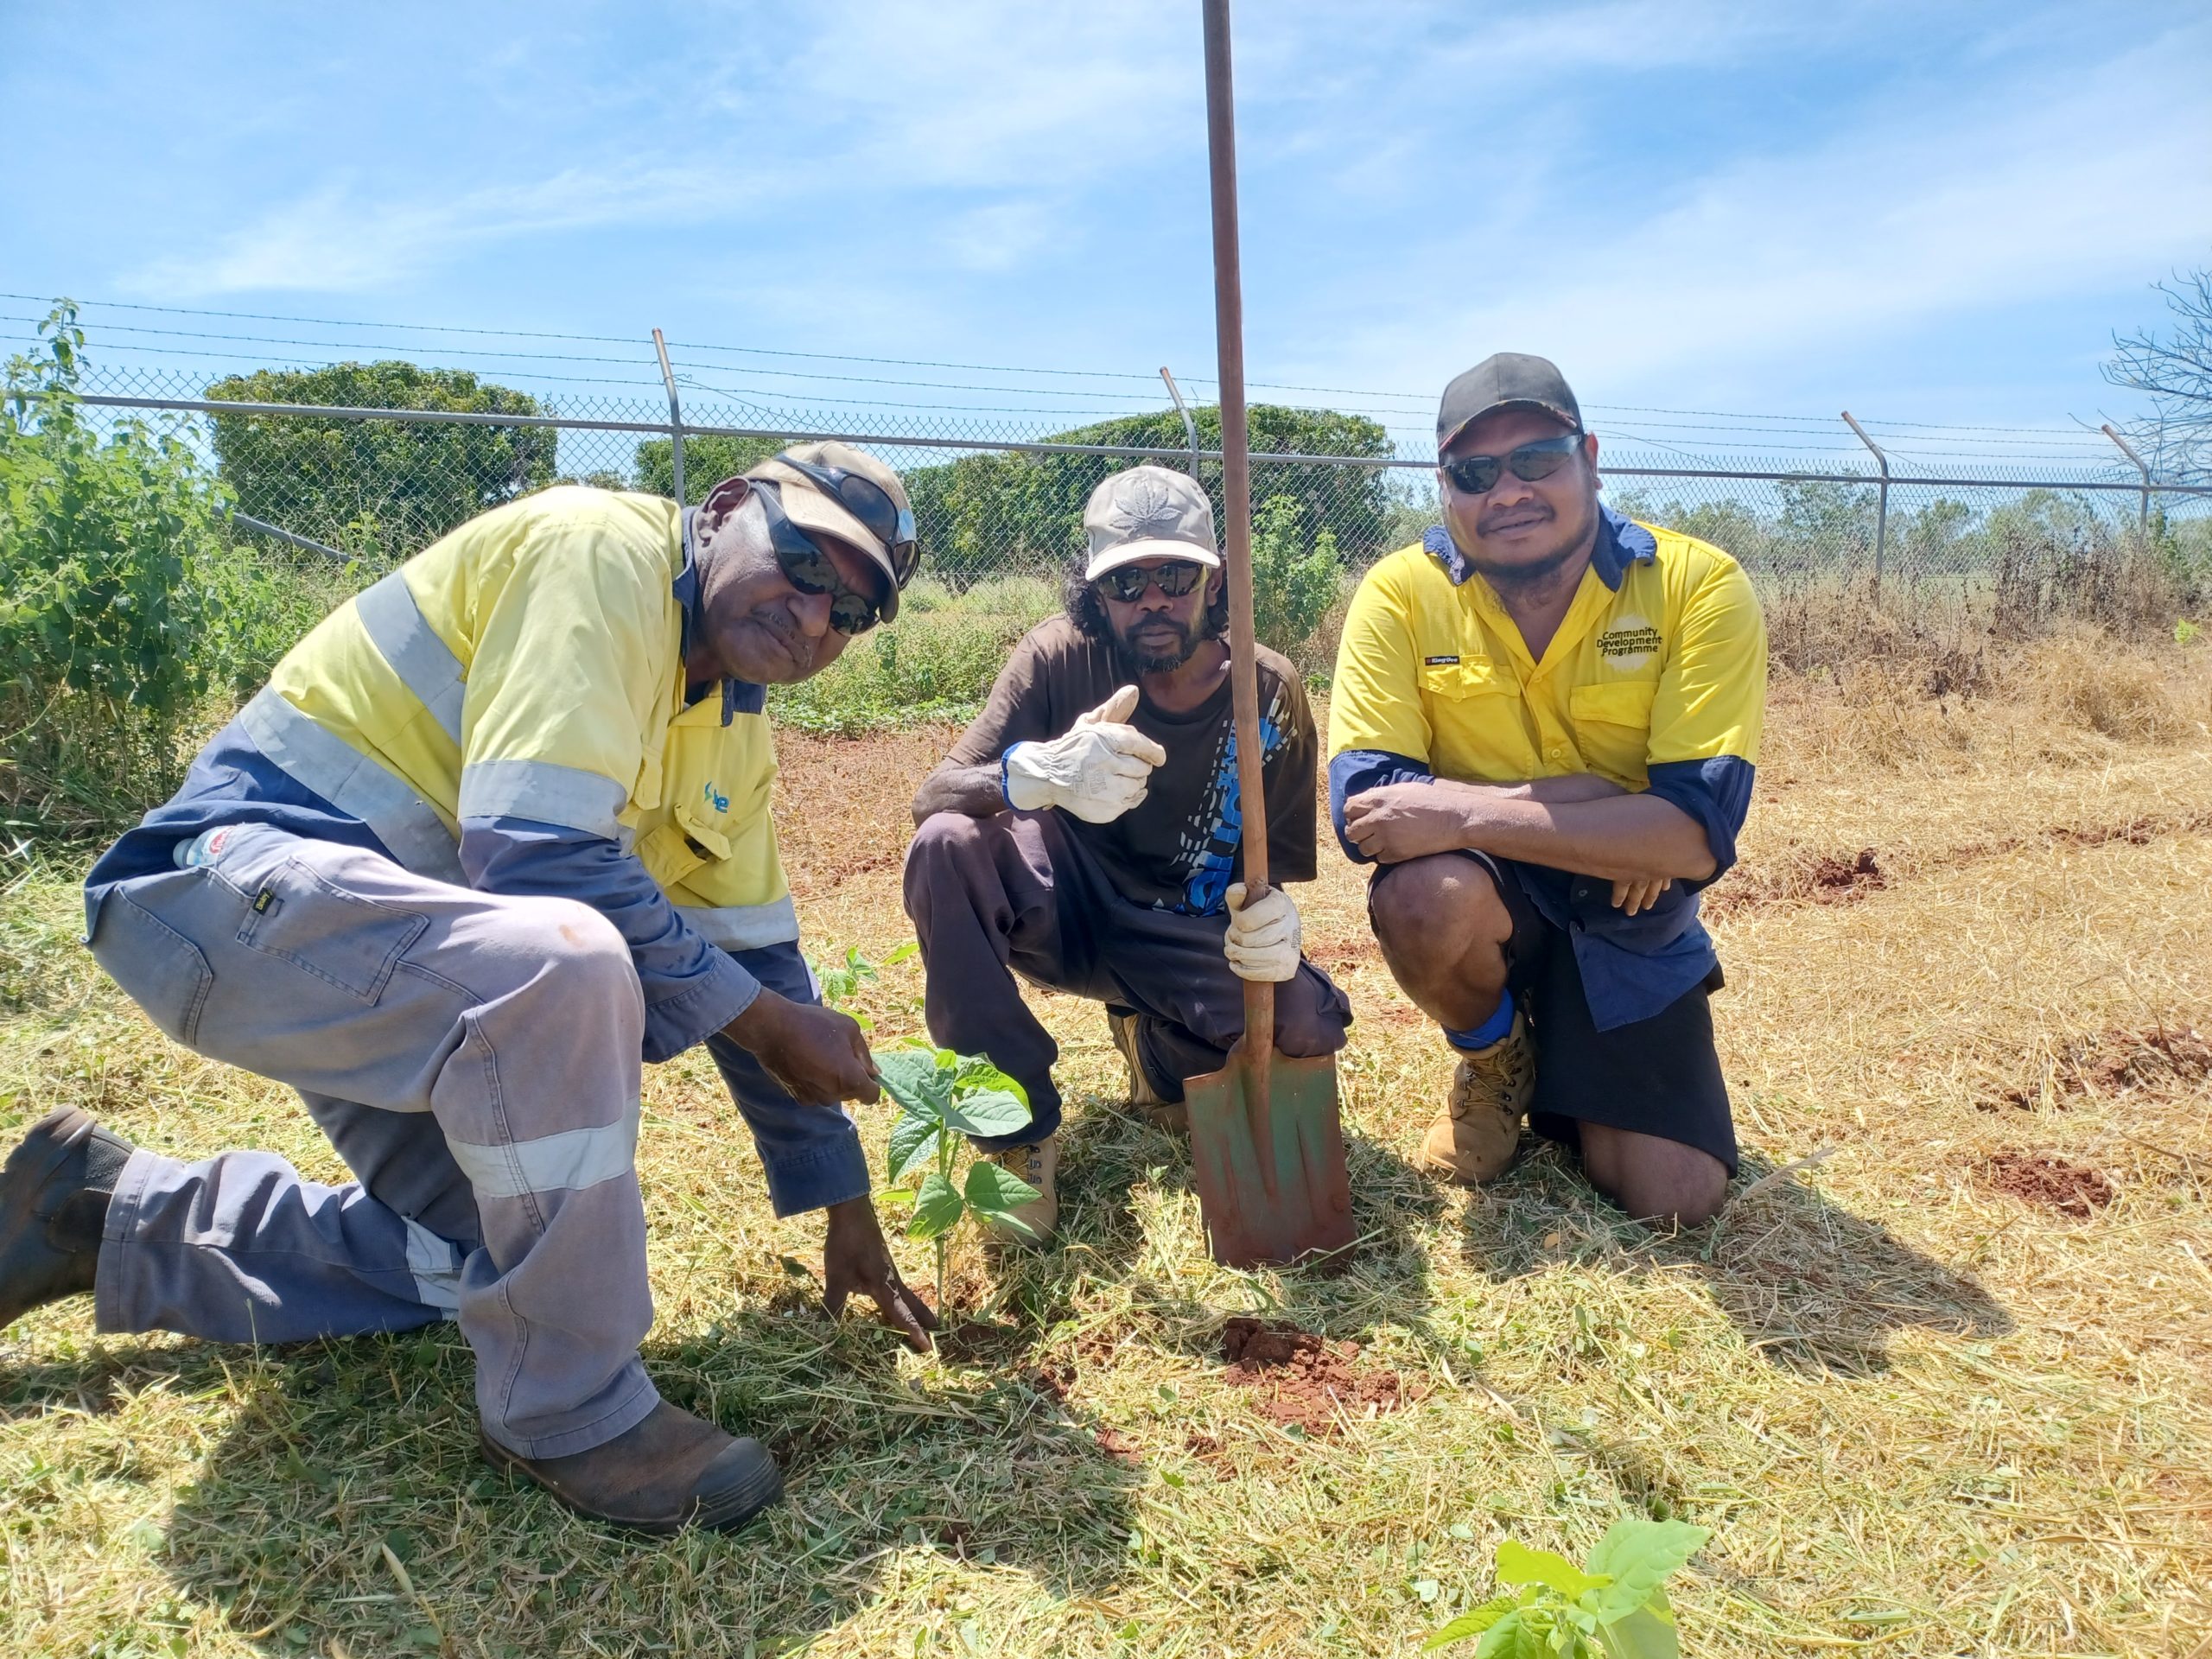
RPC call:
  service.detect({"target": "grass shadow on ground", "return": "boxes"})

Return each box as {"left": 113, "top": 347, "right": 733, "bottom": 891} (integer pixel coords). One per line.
{"left": 5, "top": 1302, "right": 1142, "bottom": 1656}
{"left": 1460, "top": 1146, "right": 2014, "bottom": 1374}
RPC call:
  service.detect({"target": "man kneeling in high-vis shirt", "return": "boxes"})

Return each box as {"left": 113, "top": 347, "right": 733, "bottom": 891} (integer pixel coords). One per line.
{"left": 0, "top": 443, "right": 932, "bottom": 1535}
{"left": 1330, "top": 355, "right": 1767, "bottom": 1228}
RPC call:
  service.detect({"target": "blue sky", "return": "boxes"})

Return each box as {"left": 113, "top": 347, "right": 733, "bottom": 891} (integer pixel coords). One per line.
{"left": 4, "top": 0, "right": 2209, "bottom": 471}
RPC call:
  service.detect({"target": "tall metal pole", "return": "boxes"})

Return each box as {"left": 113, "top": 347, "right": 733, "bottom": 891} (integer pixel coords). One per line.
{"left": 1840, "top": 410, "right": 1890, "bottom": 591}
{"left": 652, "top": 327, "right": 685, "bottom": 505}
{"left": 2101, "top": 423, "right": 2153, "bottom": 531}
{"left": 1160, "top": 366, "right": 1202, "bottom": 480}
{"left": 1202, "top": 0, "right": 1272, "bottom": 1099}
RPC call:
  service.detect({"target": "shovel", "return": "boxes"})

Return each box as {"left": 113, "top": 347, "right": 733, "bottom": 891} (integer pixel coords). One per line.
{"left": 1180, "top": 0, "right": 1356, "bottom": 1270}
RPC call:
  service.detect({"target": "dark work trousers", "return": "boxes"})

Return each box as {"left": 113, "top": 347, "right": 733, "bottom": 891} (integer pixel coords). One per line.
{"left": 902, "top": 810, "right": 1352, "bottom": 1149}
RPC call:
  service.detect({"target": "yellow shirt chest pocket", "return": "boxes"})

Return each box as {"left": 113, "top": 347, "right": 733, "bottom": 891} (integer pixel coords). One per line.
{"left": 1421, "top": 659, "right": 1540, "bottom": 783}
{"left": 634, "top": 717, "right": 777, "bottom": 899}
{"left": 1568, "top": 678, "right": 1659, "bottom": 785}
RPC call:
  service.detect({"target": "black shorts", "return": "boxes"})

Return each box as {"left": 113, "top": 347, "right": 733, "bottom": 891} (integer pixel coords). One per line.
{"left": 1373, "top": 853, "right": 1738, "bottom": 1175}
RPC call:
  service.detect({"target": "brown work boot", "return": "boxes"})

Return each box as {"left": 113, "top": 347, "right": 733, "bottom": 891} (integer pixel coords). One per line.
{"left": 1107, "top": 1007, "right": 1184, "bottom": 1131}
{"left": 480, "top": 1401, "right": 782, "bottom": 1535}
{"left": 982, "top": 1135, "right": 1058, "bottom": 1243}
{"left": 1418, "top": 1013, "right": 1534, "bottom": 1185}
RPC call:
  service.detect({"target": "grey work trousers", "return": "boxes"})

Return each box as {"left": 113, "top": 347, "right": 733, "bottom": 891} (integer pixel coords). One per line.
{"left": 85, "top": 825, "right": 660, "bottom": 1460}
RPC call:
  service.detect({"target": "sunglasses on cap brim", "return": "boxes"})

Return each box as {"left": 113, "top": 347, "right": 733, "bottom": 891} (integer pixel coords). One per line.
{"left": 1097, "top": 560, "right": 1208, "bottom": 602}
{"left": 1440, "top": 432, "right": 1585, "bottom": 496}
{"left": 755, "top": 481, "right": 887, "bottom": 636}
{"left": 772, "top": 454, "right": 919, "bottom": 587}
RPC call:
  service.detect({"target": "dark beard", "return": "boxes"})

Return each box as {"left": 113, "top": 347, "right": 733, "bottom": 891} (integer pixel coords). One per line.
{"left": 1112, "top": 613, "right": 1204, "bottom": 673}
{"left": 1466, "top": 539, "right": 1584, "bottom": 594}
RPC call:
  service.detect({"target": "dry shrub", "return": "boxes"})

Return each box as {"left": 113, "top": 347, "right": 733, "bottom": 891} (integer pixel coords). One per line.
{"left": 2017, "top": 626, "right": 2201, "bottom": 742}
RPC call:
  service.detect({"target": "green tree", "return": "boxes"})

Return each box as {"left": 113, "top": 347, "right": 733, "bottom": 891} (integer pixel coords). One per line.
{"left": 2, "top": 306, "right": 236, "bottom": 831}
{"left": 905, "top": 404, "right": 1395, "bottom": 583}
{"left": 205, "top": 360, "right": 557, "bottom": 561}
{"left": 632, "top": 433, "right": 785, "bottom": 504}
{"left": 1250, "top": 493, "right": 1342, "bottom": 655}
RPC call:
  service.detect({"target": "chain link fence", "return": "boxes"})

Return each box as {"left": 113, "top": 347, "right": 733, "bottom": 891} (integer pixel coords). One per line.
{"left": 52, "top": 363, "right": 2212, "bottom": 611}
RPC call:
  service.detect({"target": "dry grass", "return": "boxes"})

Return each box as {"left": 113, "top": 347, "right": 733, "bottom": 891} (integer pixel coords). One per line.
{"left": 4, "top": 630, "right": 2211, "bottom": 1657}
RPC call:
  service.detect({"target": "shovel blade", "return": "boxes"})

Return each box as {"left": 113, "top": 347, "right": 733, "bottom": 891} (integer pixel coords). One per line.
{"left": 1184, "top": 1043, "right": 1354, "bottom": 1268}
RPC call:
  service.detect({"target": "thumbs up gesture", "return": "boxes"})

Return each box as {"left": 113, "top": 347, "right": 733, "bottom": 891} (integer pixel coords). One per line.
{"left": 1002, "top": 684, "right": 1168, "bottom": 823}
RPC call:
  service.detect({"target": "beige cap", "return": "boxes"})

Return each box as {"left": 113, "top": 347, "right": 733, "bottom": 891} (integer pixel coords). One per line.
{"left": 745, "top": 441, "right": 917, "bottom": 620}
{"left": 1082, "top": 465, "right": 1221, "bottom": 580}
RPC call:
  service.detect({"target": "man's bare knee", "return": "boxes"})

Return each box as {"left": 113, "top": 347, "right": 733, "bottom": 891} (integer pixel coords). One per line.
{"left": 1369, "top": 855, "right": 1506, "bottom": 960}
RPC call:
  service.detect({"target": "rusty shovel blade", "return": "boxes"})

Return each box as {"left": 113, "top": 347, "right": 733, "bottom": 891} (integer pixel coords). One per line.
{"left": 1184, "top": 1040, "right": 1355, "bottom": 1269}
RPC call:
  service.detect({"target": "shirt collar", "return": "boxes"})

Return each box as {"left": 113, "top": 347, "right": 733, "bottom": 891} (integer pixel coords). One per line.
{"left": 676, "top": 507, "right": 766, "bottom": 723}
{"left": 1423, "top": 502, "right": 1657, "bottom": 593}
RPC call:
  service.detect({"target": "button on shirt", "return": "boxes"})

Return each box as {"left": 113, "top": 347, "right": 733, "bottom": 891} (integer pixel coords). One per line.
{"left": 1326, "top": 505, "right": 1767, "bottom": 1030}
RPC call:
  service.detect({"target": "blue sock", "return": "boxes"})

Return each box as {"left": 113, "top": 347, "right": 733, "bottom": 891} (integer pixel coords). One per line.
{"left": 1444, "top": 991, "right": 1515, "bottom": 1052}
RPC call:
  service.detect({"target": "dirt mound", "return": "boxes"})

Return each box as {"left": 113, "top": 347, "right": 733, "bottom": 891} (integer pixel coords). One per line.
{"left": 1705, "top": 847, "right": 1886, "bottom": 915}
{"left": 1981, "top": 1152, "right": 2115, "bottom": 1217}
{"left": 1219, "top": 1318, "right": 1408, "bottom": 1436}
{"left": 1983, "top": 1026, "right": 2212, "bottom": 1110}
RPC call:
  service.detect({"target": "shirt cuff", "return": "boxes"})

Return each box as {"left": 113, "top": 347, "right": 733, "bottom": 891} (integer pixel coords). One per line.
{"left": 1643, "top": 756, "right": 1756, "bottom": 887}
{"left": 1327, "top": 748, "right": 1435, "bottom": 863}
{"left": 642, "top": 948, "right": 760, "bottom": 1064}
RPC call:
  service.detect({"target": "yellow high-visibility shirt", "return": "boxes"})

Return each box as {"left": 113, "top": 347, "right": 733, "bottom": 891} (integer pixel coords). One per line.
{"left": 245, "top": 486, "right": 794, "bottom": 949}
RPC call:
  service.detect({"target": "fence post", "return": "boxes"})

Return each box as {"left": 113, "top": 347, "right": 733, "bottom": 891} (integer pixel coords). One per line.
{"left": 1840, "top": 411, "right": 1889, "bottom": 591}
{"left": 1160, "top": 366, "right": 1202, "bottom": 480}
{"left": 652, "top": 327, "right": 684, "bottom": 505}
{"left": 2100, "top": 423, "right": 2153, "bottom": 531}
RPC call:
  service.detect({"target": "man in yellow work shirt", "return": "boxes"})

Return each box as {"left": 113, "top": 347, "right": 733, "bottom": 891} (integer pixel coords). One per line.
{"left": 0, "top": 444, "right": 932, "bottom": 1535}
{"left": 1329, "top": 354, "right": 1766, "bottom": 1227}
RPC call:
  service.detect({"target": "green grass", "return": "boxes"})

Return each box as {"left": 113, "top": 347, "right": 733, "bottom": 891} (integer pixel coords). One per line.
{"left": 4, "top": 647, "right": 2211, "bottom": 1657}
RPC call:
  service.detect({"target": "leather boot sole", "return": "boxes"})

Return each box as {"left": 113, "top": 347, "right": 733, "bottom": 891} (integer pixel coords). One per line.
{"left": 480, "top": 1427, "right": 784, "bottom": 1535}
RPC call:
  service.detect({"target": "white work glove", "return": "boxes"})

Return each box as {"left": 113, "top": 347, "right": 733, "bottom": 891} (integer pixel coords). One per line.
{"left": 1224, "top": 881, "right": 1302, "bottom": 982}
{"left": 1002, "top": 684, "right": 1167, "bottom": 823}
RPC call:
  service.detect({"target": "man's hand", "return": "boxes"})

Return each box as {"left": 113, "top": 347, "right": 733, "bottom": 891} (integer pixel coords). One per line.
{"left": 1610, "top": 875, "right": 1673, "bottom": 916}
{"left": 823, "top": 1196, "right": 937, "bottom": 1353}
{"left": 1224, "top": 881, "right": 1302, "bottom": 982}
{"left": 724, "top": 990, "right": 880, "bottom": 1104}
{"left": 1342, "top": 780, "right": 1478, "bottom": 864}
{"left": 1002, "top": 684, "right": 1167, "bottom": 823}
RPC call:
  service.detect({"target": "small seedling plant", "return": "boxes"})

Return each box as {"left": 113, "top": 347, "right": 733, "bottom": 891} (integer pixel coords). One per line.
{"left": 809, "top": 940, "right": 918, "bottom": 1032}
{"left": 874, "top": 1043, "right": 1038, "bottom": 1312}
{"left": 1426, "top": 1517, "right": 1711, "bottom": 1658}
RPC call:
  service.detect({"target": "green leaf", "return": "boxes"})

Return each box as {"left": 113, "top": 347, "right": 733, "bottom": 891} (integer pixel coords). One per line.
{"left": 1585, "top": 1520, "right": 1709, "bottom": 1624}
{"left": 887, "top": 1113, "right": 946, "bottom": 1183}
{"left": 906, "top": 1172, "right": 965, "bottom": 1241}
{"left": 1497, "top": 1538, "right": 1606, "bottom": 1598}
{"left": 964, "top": 1159, "right": 1041, "bottom": 1214}
{"left": 1424, "top": 1596, "right": 1517, "bottom": 1649}
{"left": 1596, "top": 1605, "right": 1681, "bottom": 1659}
{"left": 1471, "top": 1611, "right": 1529, "bottom": 1659}
{"left": 942, "top": 1087, "right": 1033, "bottom": 1140}
{"left": 875, "top": 1046, "right": 950, "bottom": 1121}
{"left": 951, "top": 1053, "right": 1028, "bottom": 1106}
{"left": 884, "top": 940, "right": 919, "bottom": 964}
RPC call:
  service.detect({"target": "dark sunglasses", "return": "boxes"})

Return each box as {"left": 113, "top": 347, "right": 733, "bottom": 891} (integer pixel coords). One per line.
{"left": 773, "top": 454, "right": 919, "bottom": 587}
{"left": 756, "top": 481, "right": 886, "bottom": 636}
{"left": 1097, "top": 560, "right": 1208, "bottom": 602}
{"left": 1440, "top": 432, "right": 1585, "bottom": 496}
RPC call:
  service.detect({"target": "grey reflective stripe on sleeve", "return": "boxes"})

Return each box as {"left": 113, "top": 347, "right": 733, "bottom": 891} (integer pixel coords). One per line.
{"left": 401, "top": 1217, "right": 464, "bottom": 1311}
{"left": 444, "top": 1105, "right": 640, "bottom": 1201}
{"left": 354, "top": 570, "right": 467, "bottom": 745}
{"left": 457, "top": 759, "right": 630, "bottom": 840}
{"left": 677, "top": 894, "right": 801, "bottom": 950}
{"left": 238, "top": 687, "right": 467, "bottom": 885}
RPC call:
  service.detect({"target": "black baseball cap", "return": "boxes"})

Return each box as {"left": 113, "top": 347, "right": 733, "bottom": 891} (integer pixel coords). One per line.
{"left": 1437, "top": 353, "right": 1583, "bottom": 454}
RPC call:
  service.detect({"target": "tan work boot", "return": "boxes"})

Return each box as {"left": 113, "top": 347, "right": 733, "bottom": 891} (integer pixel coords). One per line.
{"left": 1108, "top": 1007, "right": 1185, "bottom": 1130}
{"left": 984, "top": 1135, "right": 1058, "bottom": 1243}
{"left": 480, "top": 1400, "right": 782, "bottom": 1535}
{"left": 1419, "top": 1012, "right": 1535, "bottom": 1185}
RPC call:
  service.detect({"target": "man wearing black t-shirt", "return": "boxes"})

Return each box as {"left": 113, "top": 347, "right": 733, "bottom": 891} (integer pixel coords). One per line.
{"left": 904, "top": 466, "right": 1351, "bottom": 1241}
